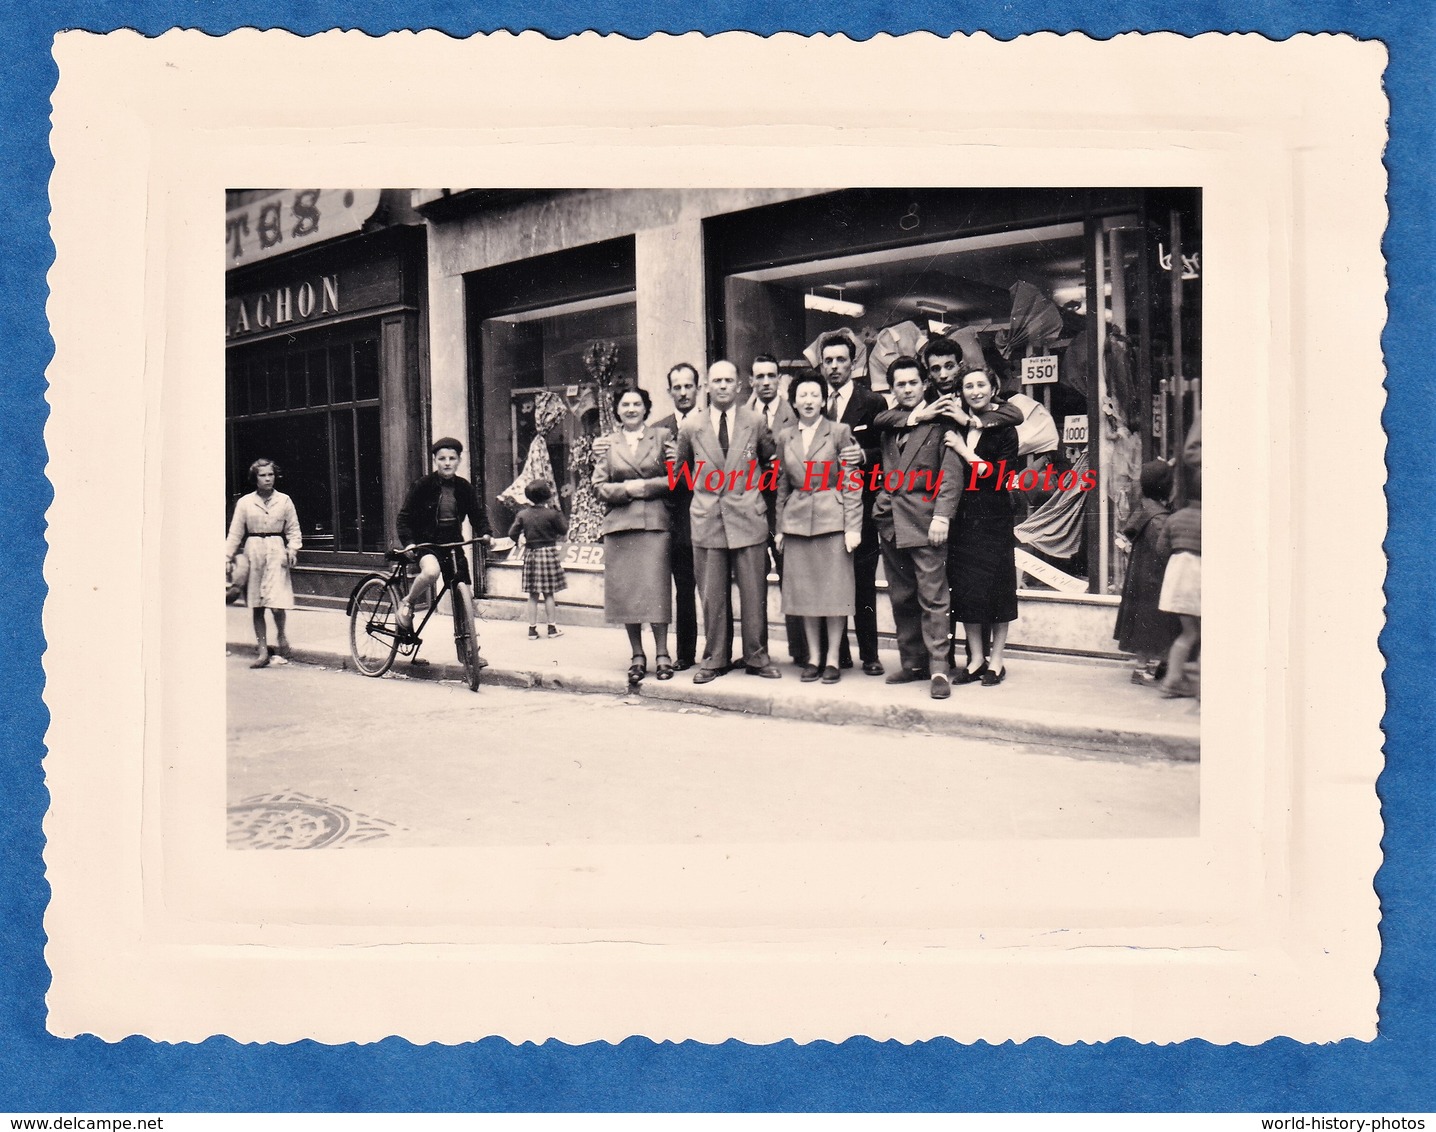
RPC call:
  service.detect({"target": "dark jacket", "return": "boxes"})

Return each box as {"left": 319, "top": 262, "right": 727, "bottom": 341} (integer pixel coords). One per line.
{"left": 651, "top": 412, "right": 694, "bottom": 546}
{"left": 396, "top": 472, "right": 490, "bottom": 548}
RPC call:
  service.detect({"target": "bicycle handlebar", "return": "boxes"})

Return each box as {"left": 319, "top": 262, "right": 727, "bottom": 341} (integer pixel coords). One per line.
{"left": 386, "top": 536, "right": 492, "bottom": 563}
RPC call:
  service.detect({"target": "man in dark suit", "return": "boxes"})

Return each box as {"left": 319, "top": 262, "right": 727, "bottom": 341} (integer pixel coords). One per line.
{"left": 871, "top": 357, "right": 963, "bottom": 699}
{"left": 676, "top": 360, "right": 782, "bottom": 683}
{"left": 648, "top": 362, "right": 704, "bottom": 670}
{"left": 748, "top": 354, "right": 805, "bottom": 667}
{"left": 820, "top": 332, "right": 886, "bottom": 676}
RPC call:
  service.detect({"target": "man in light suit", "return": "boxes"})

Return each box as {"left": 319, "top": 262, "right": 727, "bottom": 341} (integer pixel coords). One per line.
{"left": 820, "top": 333, "right": 887, "bottom": 676}
{"left": 871, "top": 357, "right": 964, "bottom": 700}
{"left": 677, "top": 360, "right": 781, "bottom": 683}
{"left": 648, "top": 362, "right": 704, "bottom": 670}
{"left": 747, "top": 354, "right": 805, "bottom": 667}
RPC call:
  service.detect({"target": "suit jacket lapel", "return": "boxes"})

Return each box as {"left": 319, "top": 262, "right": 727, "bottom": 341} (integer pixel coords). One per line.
{"left": 897, "top": 421, "right": 925, "bottom": 473}
{"left": 724, "top": 410, "right": 754, "bottom": 473}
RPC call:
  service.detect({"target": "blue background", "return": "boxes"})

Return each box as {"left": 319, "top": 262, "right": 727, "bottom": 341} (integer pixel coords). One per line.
{"left": 3, "top": 3, "right": 1431, "bottom": 1113}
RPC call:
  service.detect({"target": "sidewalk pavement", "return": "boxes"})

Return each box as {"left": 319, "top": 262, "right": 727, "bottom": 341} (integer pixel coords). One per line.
{"left": 227, "top": 605, "right": 1200, "bottom": 761}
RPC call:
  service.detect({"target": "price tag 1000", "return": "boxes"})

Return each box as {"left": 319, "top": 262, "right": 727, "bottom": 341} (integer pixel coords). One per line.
{"left": 1020, "top": 354, "right": 1059, "bottom": 384}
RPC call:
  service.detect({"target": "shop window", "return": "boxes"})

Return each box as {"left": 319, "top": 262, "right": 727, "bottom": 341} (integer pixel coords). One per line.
{"left": 226, "top": 330, "right": 385, "bottom": 553}
{"left": 722, "top": 221, "right": 1102, "bottom": 591}
{"left": 478, "top": 294, "right": 638, "bottom": 541}
{"left": 353, "top": 337, "right": 381, "bottom": 401}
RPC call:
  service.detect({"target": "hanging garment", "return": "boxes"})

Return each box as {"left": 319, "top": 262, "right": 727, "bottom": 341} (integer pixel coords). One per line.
{"left": 868, "top": 321, "right": 927, "bottom": 391}
{"left": 1003, "top": 392, "right": 1061, "bottom": 457}
{"left": 1015, "top": 449, "right": 1091, "bottom": 560}
{"left": 997, "top": 281, "right": 1064, "bottom": 359}
{"left": 565, "top": 433, "right": 608, "bottom": 544}
{"left": 497, "top": 390, "right": 567, "bottom": 510}
{"left": 1104, "top": 330, "right": 1141, "bottom": 433}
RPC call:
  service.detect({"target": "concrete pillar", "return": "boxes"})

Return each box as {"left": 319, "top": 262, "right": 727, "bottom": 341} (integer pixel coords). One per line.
{"left": 426, "top": 269, "right": 469, "bottom": 477}
{"left": 635, "top": 222, "right": 707, "bottom": 419}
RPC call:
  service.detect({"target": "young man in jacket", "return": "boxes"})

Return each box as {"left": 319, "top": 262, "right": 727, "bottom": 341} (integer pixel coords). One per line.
{"left": 395, "top": 436, "right": 492, "bottom": 636}
{"left": 871, "top": 358, "right": 964, "bottom": 699}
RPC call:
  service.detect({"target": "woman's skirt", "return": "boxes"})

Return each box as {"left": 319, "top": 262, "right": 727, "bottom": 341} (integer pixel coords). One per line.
{"left": 520, "top": 544, "right": 568, "bottom": 596}
{"left": 243, "top": 534, "right": 295, "bottom": 610}
{"left": 949, "top": 515, "right": 1019, "bottom": 624}
{"left": 1158, "top": 551, "right": 1201, "bottom": 617}
{"left": 603, "top": 529, "right": 671, "bottom": 623}
{"left": 781, "top": 532, "right": 855, "bottom": 618}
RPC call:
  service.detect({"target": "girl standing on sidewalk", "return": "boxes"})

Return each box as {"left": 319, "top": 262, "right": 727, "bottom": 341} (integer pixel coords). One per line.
{"left": 1156, "top": 488, "right": 1201, "bottom": 698}
{"left": 1114, "top": 460, "right": 1182, "bottom": 685}
{"left": 508, "top": 479, "right": 569, "bottom": 640}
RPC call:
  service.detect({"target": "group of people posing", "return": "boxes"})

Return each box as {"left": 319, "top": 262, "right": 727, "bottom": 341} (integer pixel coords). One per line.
{"left": 579, "top": 334, "right": 1025, "bottom": 700}
{"left": 226, "top": 335, "right": 1068, "bottom": 697}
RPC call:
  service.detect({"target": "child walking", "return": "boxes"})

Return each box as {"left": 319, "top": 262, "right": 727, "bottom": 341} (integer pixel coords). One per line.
{"left": 508, "top": 480, "right": 569, "bottom": 639}
{"left": 1156, "top": 490, "right": 1201, "bottom": 698}
{"left": 1113, "top": 460, "right": 1182, "bottom": 685}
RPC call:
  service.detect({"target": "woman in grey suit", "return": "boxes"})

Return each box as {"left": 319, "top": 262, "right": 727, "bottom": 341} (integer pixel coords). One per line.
{"left": 773, "top": 374, "right": 863, "bottom": 683}
{"left": 594, "top": 387, "right": 676, "bottom": 681}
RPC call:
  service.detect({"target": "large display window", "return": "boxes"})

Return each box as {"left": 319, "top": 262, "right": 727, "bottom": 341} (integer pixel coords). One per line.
{"left": 710, "top": 189, "right": 1198, "bottom": 598}
{"left": 225, "top": 327, "right": 385, "bottom": 553}
{"left": 467, "top": 237, "right": 638, "bottom": 550}
{"left": 721, "top": 219, "right": 1103, "bottom": 591}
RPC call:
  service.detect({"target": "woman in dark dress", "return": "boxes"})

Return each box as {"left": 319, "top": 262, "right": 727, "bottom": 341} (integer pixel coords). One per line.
{"left": 944, "top": 366, "right": 1020, "bottom": 686}
{"left": 593, "top": 387, "right": 676, "bottom": 682}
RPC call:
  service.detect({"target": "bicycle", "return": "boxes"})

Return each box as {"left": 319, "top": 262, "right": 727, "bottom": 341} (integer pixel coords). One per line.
{"left": 347, "top": 537, "right": 489, "bottom": 691}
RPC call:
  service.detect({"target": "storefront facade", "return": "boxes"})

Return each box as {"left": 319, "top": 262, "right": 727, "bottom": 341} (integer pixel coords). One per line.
{"left": 416, "top": 188, "right": 1201, "bottom": 656}
{"left": 225, "top": 189, "right": 429, "bottom": 606}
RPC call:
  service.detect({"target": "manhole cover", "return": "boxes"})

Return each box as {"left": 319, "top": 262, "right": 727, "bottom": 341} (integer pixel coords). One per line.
{"left": 227, "top": 791, "right": 402, "bottom": 850}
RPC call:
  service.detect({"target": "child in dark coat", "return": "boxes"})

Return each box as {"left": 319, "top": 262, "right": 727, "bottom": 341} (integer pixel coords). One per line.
{"left": 507, "top": 480, "right": 569, "bottom": 640}
{"left": 1114, "top": 460, "right": 1182, "bottom": 685}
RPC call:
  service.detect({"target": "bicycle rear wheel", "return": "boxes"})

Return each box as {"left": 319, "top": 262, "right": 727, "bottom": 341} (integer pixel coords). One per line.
{"left": 349, "top": 577, "right": 401, "bottom": 677}
{"left": 452, "top": 582, "right": 481, "bottom": 691}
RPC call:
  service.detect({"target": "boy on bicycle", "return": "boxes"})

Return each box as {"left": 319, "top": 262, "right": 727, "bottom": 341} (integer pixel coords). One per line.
{"left": 395, "top": 437, "right": 491, "bottom": 647}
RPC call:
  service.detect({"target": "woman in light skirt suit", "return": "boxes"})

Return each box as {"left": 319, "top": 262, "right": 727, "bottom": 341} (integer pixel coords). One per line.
{"left": 773, "top": 373, "right": 863, "bottom": 684}
{"left": 593, "top": 387, "right": 676, "bottom": 682}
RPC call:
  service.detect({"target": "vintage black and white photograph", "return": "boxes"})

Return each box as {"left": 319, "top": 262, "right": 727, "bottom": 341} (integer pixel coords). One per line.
{"left": 223, "top": 186, "right": 1204, "bottom": 851}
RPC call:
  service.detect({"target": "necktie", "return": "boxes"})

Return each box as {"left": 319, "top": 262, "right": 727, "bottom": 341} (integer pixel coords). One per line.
{"left": 898, "top": 430, "right": 909, "bottom": 454}
{"left": 718, "top": 411, "right": 729, "bottom": 457}
{"left": 827, "top": 391, "right": 840, "bottom": 420}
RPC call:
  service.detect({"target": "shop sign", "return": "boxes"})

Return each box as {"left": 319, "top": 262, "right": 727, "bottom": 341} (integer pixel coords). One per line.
{"left": 1014, "top": 548, "right": 1089, "bottom": 594}
{"left": 226, "top": 257, "right": 406, "bottom": 340}
{"left": 1157, "top": 241, "right": 1200, "bottom": 280}
{"left": 1020, "top": 354, "right": 1059, "bottom": 385}
{"left": 226, "top": 274, "right": 341, "bottom": 339}
{"left": 225, "top": 189, "right": 383, "bottom": 268}
{"left": 511, "top": 541, "right": 605, "bottom": 570}
{"left": 1062, "top": 415, "right": 1089, "bottom": 445}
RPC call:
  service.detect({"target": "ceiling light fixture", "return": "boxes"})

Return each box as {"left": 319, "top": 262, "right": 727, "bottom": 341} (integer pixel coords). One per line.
{"left": 805, "top": 291, "right": 865, "bottom": 319}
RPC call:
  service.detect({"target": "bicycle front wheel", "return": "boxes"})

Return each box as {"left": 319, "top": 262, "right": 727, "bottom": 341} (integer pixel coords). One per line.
{"left": 452, "top": 582, "right": 480, "bottom": 692}
{"left": 349, "top": 577, "right": 401, "bottom": 677}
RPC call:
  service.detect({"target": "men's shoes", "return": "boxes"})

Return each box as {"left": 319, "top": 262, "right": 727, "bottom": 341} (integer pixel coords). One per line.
{"left": 839, "top": 658, "right": 855, "bottom": 670}
{"left": 692, "top": 668, "right": 722, "bottom": 685}
{"left": 861, "top": 660, "right": 886, "bottom": 677}
{"left": 675, "top": 659, "right": 695, "bottom": 672}
{"left": 930, "top": 673, "right": 952, "bottom": 700}
{"left": 745, "top": 665, "right": 782, "bottom": 679}
{"left": 820, "top": 665, "right": 841, "bottom": 684}
{"left": 884, "top": 668, "right": 930, "bottom": 685}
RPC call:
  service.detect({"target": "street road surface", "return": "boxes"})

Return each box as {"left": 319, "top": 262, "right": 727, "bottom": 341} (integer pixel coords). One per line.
{"left": 227, "top": 655, "right": 1198, "bottom": 848}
